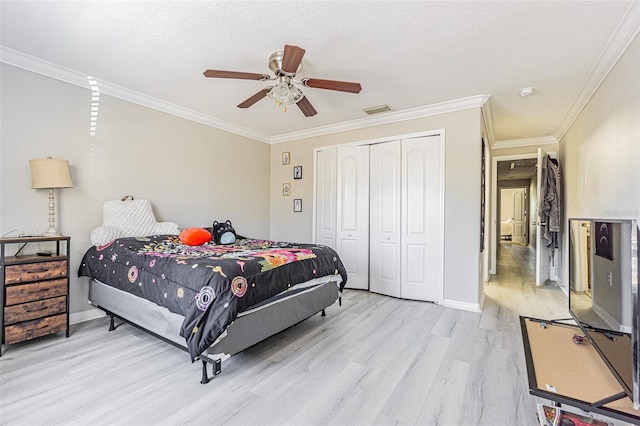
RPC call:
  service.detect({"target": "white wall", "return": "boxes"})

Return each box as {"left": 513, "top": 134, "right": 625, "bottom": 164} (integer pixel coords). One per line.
{"left": 269, "top": 108, "right": 484, "bottom": 308}
{"left": 559, "top": 33, "right": 640, "bottom": 286}
{"left": 0, "top": 64, "right": 271, "bottom": 319}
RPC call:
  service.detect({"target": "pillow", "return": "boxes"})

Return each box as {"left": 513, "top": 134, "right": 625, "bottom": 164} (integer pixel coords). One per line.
{"left": 212, "top": 220, "right": 236, "bottom": 245}
{"left": 179, "top": 228, "right": 212, "bottom": 246}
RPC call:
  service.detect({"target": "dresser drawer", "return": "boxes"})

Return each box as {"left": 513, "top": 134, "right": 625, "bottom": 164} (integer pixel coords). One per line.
{"left": 4, "top": 296, "right": 66, "bottom": 325}
{"left": 5, "top": 260, "right": 67, "bottom": 284}
{"left": 4, "top": 313, "right": 66, "bottom": 345}
{"left": 5, "top": 278, "right": 67, "bottom": 305}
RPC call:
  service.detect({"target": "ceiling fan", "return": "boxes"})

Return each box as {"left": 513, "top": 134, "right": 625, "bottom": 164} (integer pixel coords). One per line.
{"left": 203, "top": 44, "right": 362, "bottom": 117}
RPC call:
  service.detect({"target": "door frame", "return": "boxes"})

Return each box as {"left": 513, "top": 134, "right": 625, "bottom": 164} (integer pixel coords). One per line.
{"left": 312, "top": 128, "right": 445, "bottom": 305}
{"left": 489, "top": 153, "right": 537, "bottom": 275}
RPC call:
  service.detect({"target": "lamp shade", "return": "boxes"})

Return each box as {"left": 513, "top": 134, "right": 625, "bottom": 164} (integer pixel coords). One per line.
{"left": 29, "top": 157, "right": 73, "bottom": 189}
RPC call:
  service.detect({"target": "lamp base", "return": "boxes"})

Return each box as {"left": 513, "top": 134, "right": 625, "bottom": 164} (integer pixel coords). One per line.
{"left": 41, "top": 228, "right": 62, "bottom": 237}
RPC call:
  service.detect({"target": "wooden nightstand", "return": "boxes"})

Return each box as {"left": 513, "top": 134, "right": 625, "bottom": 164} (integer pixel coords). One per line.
{"left": 1, "top": 236, "right": 70, "bottom": 355}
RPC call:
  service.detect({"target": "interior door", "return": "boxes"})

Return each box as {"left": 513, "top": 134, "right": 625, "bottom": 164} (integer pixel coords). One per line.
{"left": 315, "top": 148, "right": 337, "bottom": 248}
{"left": 401, "top": 135, "right": 442, "bottom": 302}
{"left": 337, "top": 146, "right": 370, "bottom": 290}
{"left": 511, "top": 188, "right": 526, "bottom": 245}
{"left": 370, "top": 140, "right": 401, "bottom": 298}
{"left": 535, "top": 147, "right": 551, "bottom": 286}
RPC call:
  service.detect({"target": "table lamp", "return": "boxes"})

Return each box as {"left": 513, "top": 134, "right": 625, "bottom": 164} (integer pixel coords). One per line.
{"left": 29, "top": 157, "right": 73, "bottom": 236}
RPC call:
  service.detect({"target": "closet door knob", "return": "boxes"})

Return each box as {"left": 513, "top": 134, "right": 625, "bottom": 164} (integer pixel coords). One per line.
{"left": 386, "top": 236, "right": 390, "bottom": 241}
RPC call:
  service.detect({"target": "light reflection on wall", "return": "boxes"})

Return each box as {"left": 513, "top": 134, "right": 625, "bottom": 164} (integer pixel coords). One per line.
{"left": 88, "top": 76, "right": 100, "bottom": 136}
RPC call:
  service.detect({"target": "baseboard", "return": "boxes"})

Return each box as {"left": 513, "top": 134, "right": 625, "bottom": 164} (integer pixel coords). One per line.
{"left": 443, "top": 298, "right": 482, "bottom": 313}
{"left": 555, "top": 278, "right": 569, "bottom": 296}
{"left": 69, "top": 307, "right": 106, "bottom": 325}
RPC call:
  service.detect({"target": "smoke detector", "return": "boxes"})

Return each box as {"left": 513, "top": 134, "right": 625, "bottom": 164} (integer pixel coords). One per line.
{"left": 519, "top": 87, "right": 535, "bottom": 97}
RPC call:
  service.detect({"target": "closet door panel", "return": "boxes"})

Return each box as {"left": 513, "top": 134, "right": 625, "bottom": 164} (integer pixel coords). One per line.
{"left": 402, "top": 136, "right": 443, "bottom": 302}
{"left": 315, "top": 148, "right": 337, "bottom": 248}
{"left": 337, "top": 146, "right": 369, "bottom": 290}
{"left": 370, "top": 140, "right": 401, "bottom": 297}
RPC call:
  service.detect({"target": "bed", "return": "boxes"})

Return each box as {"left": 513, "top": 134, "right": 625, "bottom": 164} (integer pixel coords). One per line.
{"left": 78, "top": 235, "right": 347, "bottom": 383}
{"left": 500, "top": 218, "right": 514, "bottom": 240}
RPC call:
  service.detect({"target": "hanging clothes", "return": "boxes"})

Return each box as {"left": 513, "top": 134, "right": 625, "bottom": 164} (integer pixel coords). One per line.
{"left": 538, "top": 155, "right": 561, "bottom": 249}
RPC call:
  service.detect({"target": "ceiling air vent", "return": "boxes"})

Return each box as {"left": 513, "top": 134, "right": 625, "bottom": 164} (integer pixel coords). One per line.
{"left": 363, "top": 104, "right": 393, "bottom": 115}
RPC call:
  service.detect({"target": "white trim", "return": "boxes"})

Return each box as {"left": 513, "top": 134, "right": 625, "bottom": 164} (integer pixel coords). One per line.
{"left": 555, "top": 277, "right": 568, "bottom": 297}
{"left": 271, "top": 95, "right": 488, "bottom": 144}
{"left": 1, "top": 46, "right": 488, "bottom": 146}
{"left": 480, "top": 97, "right": 496, "bottom": 148}
{"left": 443, "top": 298, "right": 481, "bottom": 313}
{"left": 437, "top": 131, "right": 446, "bottom": 306}
{"left": 489, "top": 152, "right": 538, "bottom": 275}
{"left": 70, "top": 307, "right": 105, "bottom": 325}
{"left": 493, "top": 136, "right": 558, "bottom": 150}
{"left": 556, "top": 1, "right": 640, "bottom": 142}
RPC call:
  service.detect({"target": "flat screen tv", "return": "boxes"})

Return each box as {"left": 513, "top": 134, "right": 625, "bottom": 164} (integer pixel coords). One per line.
{"left": 568, "top": 218, "right": 639, "bottom": 409}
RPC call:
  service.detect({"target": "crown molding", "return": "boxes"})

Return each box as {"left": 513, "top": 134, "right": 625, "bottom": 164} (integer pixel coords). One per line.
{"left": 270, "top": 94, "right": 490, "bottom": 144}
{"left": 493, "top": 136, "right": 558, "bottom": 150}
{"left": 0, "top": 46, "right": 271, "bottom": 143}
{"left": 556, "top": 1, "right": 640, "bottom": 142}
{"left": 1, "top": 46, "right": 488, "bottom": 145}
{"left": 480, "top": 96, "right": 496, "bottom": 148}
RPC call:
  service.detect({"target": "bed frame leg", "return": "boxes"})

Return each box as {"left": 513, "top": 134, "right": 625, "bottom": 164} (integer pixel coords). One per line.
{"left": 108, "top": 313, "right": 116, "bottom": 331}
{"left": 200, "top": 358, "right": 222, "bottom": 384}
{"left": 321, "top": 309, "right": 326, "bottom": 317}
{"left": 200, "top": 360, "right": 210, "bottom": 385}
{"left": 339, "top": 296, "right": 342, "bottom": 307}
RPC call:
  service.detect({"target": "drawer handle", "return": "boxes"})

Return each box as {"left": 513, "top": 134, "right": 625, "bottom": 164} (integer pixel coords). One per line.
{"left": 28, "top": 289, "right": 50, "bottom": 294}
{"left": 28, "top": 268, "right": 50, "bottom": 273}
{"left": 25, "top": 306, "right": 48, "bottom": 313}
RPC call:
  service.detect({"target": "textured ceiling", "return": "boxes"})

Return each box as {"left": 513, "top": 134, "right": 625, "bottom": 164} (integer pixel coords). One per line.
{"left": 0, "top": 1, "right": 637, "bottom": 143}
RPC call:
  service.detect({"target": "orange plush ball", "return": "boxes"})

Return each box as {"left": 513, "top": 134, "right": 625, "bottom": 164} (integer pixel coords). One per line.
{"left": 179, "top": 228, "right": 212, "bottom": 246}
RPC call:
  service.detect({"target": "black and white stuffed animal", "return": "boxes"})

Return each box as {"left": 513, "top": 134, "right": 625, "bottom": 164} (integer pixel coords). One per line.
{"left": 212, "top": 220, "right": 236, "bottom": 245}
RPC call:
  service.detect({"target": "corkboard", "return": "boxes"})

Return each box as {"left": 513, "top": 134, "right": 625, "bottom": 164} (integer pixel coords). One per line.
{"left": 523, "top": 318, "right": 639, "bottom": 418}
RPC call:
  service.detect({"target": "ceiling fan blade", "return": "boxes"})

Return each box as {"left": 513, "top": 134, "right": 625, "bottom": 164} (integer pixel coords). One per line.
{"left": 281, "top": 45, "right": 306, "bottom": 74}
{"left": 204, "top": 70, "right": 269, "bottom": 80}
{"left": 296, "top": 96, "right": 317, "bottom": 117}
{"left": 302, "top": 78, "right": 362, "bottom": 93}
{"left": 237, "top": 88, "right": 270, "bottom": 108}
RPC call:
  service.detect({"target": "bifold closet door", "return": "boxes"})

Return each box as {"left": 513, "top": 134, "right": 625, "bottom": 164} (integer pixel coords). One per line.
{"left": 315, "top": 148, "right": 337, "bottom": 248}
{"left": 369, "top": 140, "right": 402, "bottom": 298}
{"left": 336, "top": 146, "right": 369, "bottom": 290}
{"left": 401, "top": 135, "right": 443, "bottom": 302}
{"left": 336, "top": 146, "right": 370, "bottom": 290}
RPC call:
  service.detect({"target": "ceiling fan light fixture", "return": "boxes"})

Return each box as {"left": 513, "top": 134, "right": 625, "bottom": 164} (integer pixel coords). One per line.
{"left": 267, "top": 81, "right": 303, "bottom": 107}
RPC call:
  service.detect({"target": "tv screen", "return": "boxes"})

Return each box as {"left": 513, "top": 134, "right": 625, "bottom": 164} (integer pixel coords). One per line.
{"left": 568, "top": 218, "right": 639, "bottom": 408}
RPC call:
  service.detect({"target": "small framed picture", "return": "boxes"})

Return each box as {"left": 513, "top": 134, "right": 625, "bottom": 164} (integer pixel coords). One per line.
{"left": 282, "top": 151, "right": 290, "bottom": 165}
{"left": 293, "top": 166, "right": 302, "bottom": 180}
{"left": 293, "top": 199, "right": 302, "bottom": 212}
{"left": 282, "top": 182, "right": 291, "bottom": 196}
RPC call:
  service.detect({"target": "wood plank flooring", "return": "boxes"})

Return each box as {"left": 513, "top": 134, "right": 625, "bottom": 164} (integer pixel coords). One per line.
{"left": 1, "top": 243, "right": 569, "bottom": 425}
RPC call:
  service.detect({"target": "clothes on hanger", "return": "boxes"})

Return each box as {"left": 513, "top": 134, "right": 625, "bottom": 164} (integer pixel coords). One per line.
{"left": 538, "top": 154, "right": 561, "bottom": 250}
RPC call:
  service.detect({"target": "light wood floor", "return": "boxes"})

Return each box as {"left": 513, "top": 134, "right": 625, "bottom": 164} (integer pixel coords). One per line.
{"left": 1, "top": 243, "right": 569, "bottom": 426}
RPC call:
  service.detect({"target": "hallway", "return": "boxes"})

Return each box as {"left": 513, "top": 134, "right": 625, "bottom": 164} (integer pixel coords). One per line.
{"left": 484, "top": 242, "right": 569, "bottom": 321}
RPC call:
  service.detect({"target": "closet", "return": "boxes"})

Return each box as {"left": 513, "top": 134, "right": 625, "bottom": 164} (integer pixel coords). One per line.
{"left": 314, "top": 135, "right": 443, "bottom": 302}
